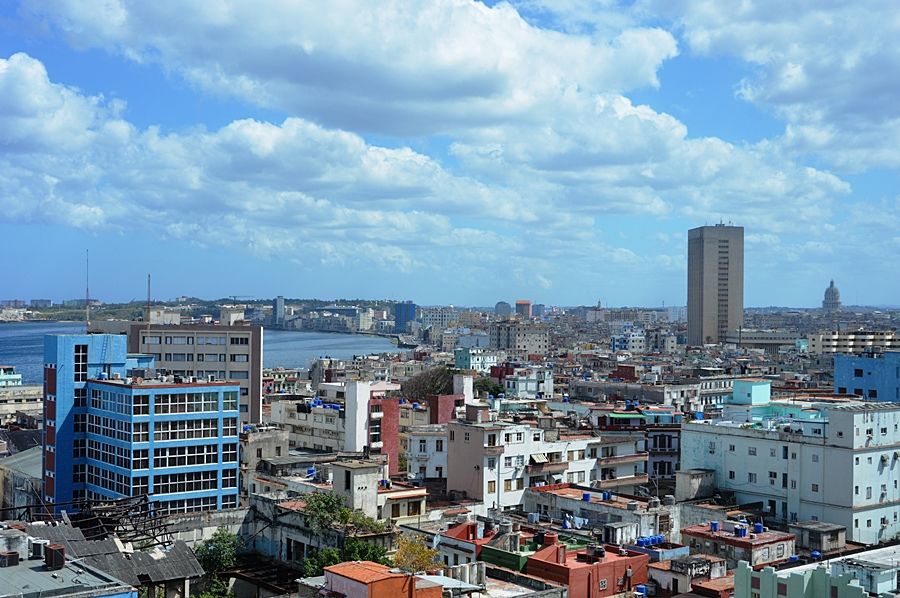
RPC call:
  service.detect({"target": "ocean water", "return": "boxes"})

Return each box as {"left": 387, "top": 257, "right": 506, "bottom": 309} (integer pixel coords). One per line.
{"left": 0, "top": 321, "right": 399, "bottom": 384}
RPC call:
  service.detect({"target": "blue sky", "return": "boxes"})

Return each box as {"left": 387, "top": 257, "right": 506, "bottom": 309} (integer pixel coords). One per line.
{"left": 1, "top": 1, "right": 898, "bottom": 307}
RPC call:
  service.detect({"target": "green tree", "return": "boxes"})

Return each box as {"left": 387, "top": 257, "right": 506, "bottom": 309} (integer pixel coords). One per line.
{"left": 393, "top": 534, "right": 440, "bottom": 573}
{"left": 474, "top": 377, "right": 503, "bottom": 397}
{"left": 401, "top": 366, "right": 454, "bottom": 402}
{"left": 195, "top": 527, "right": 240, "bottom": 576}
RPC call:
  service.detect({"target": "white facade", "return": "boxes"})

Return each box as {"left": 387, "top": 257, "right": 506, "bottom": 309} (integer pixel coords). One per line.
{"left": 808, "top": 331, "right": 900, "bottom": 354}
{"left": 503, "top": 367, "right": 554, "bottom": 399}
{"left": 447, "top": 409, "right": 596, "bottom": 510}
{"left": 681, "top": 401, "right": 900, "bottom": 544}
{"left": 406, "top": 425, "right": 449, "bottom": 480}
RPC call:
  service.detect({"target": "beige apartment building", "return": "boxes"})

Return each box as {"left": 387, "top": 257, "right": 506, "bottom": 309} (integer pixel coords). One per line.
{"left": 807, "top": 331, "right": 900, "bottom": 354}
{"left": 687, "top": 224, "right": 744, "bottom": 346}
{"left": 489, "top": 321, "right": 550, "bottom": 356}
{"left": 127, "top": 323, "right": 263, "bottom": 422}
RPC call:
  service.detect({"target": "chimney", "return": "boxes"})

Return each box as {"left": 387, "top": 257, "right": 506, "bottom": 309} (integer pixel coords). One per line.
{"left": 44, "top": 544, "right": 65, "bottom": 570}
{"left": 0, "top": 551, "right": 19, "bottom": 568}
{"left": 556, "top": 545, "right": 568, "bottom": 564}
{"left": 543, "top": 532, "right": 559, "bottom": 547}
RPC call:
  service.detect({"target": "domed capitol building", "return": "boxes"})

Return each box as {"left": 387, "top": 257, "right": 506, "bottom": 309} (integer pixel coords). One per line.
{"left": 822, "top": 280, "right": 842, "bottom": 312}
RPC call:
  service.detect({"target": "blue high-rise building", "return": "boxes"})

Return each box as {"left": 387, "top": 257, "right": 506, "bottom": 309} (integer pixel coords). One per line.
{"left": 393, "top": 301, "right": 417, "bottom": 334}
{"left": 43, "top": 334, "right": 240, "bottom": 515}
{"left": 834, "top": 351, "right": 900, "bottom": 402}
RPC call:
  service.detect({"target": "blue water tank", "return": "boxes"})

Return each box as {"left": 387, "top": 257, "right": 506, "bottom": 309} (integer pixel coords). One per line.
{"left": 710, "top": 521, "right": 719, "bottom": 532}
{"left": 582, "top": 492, "right": 591, "bottom": 502}
{"left": 789, "top": 555, "right": 799, "bottom": 562}
{"left": 306, "top": 467, "right": 316, "bottom": 476}
{"left": 811, "top": 550, "right": 822, "bottom": 559}
{"left": 634, "top": 584, "right": 647, "bottom": 596}
{"left": 740, "top": 527, "right": 748, "bottom": 538}
{"left": 754, "top": 522, "right": 764, "bottom": 534}
{"left": 636, "top": 537, "right": 646, "bottom": 547}
{"left": 413, "top": 402, "right": 420, "bottom": 409}
{"left": 694, "top": 411, "right": 704, "bottom": 420}
{"left": 655, "top": 535, "right": 664, "bottom": 545}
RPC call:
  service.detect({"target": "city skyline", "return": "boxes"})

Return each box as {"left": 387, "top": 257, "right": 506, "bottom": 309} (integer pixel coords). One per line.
{"left": 1, "top": 2, "right": 899, "bottom": 306}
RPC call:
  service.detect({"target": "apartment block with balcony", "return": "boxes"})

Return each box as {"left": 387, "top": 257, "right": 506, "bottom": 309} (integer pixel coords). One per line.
{"left": 447, "top": 404, "right": 596, "bottom": 510}
{"left": 406, "top": 424, "right": 448, "bottom": 482}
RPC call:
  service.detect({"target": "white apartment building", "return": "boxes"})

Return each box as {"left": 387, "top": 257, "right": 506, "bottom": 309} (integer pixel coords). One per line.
{"left": 447, "top": 405, "right": 596, "bottom": 510}
{"left": 808, "top": 331, "right": 900, "bottom": 354}
{"left": 406, "top": 424, "right": 448, "bottom": 480}
{"left": 420, "top": 307, "right": 459, "bottom": 330}
{"left": 680, "top": 381, "right": 900, "bottom": 544}
{"left": 503, "top": 367, "right": 554, "bottom": 399}
{"left": 454, "top": 347, "right": 498, "bottom": 374}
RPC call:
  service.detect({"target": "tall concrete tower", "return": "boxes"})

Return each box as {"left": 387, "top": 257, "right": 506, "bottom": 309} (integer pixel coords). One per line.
{"left": 687, "top": 224, "right": 744, "bottom": 345}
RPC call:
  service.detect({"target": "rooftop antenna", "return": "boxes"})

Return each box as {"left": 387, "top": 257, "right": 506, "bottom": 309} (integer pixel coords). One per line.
{"left": 85, "top": 249, "right": 90, "bottom": 333}
{"left": 146, "top": 273, "right": 152, "bottom": 341}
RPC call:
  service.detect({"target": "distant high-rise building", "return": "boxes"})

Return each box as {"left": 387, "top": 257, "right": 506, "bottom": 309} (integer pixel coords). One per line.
{"left": 494, "top": 301, "right": 512, "bottom": 317}
{"left": 273, "top": 295, "right": 285, "bottom": 325}
{"left": 532, "top": 303, "right": 545, "bottom": 317}
{"left": 30, "top": 299, "right": 52, "bottom": 308}
{"left": 822, "top": 280, "right": 842, "bottom": 313}
{"left": 515, "top": 300, "right": 532, "bottom": 318}
{"left": 687, "top": 224, "right": 744, "bottom": 345}
{"left": 393, "top": 301, "right": 417, "bottom": 333}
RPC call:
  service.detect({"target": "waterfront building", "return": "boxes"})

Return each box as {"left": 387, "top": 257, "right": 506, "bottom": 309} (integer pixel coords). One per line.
{"left": 687, "top": 224, "right": 744, "bottom": 346}
{"left": 419, "top": 306, "right": 458, "bottom": 330}
{"left": 393, "top": 300, "right": 417, "bottom": 334}
{"left": 834, "top": 351, "right": 900, "bottom": 402}
{"left": 679, "top": 379, "right": 900, "bottom": 544}
{"left": 127, "top": 322, "right": 263, "bottom": 422}
{"left": 272, "top": 295, "right": 285, "bottom": 325}
{"left": 43, "top": 334, "right": 240, "bottom": 514}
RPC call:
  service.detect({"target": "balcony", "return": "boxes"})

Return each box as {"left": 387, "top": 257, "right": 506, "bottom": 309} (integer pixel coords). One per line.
{"left": 526, "top": 461, "right": 568, "bottom": 475}
{"left": 599, "top": 452, "right": 648, "bottom": 465}
{"left": 588, "top": 433, "right": 645, "bottom": 445}
{"left": 483, "top": 444, "right": 504, "bottom": 455}
{"left": 369, "top": 411, "right": 384, "bottom": 419}
{"left": 593, "top": 473, "right": 649, "bottom": 490}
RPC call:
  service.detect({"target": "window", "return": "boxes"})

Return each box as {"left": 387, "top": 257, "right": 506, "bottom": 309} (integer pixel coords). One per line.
{"left": 230, "top": 354, "right": 249, "bottom": 362}
{"left": 229, "top": 371, "right": 249, "bottom": 380}
{"left": 464, "top": 432, "right": 470, "bottom": 442}
{"left": 729, "top": 470, "right": 735, "bottom": 480}
{"left": 504, "top": 456, "right": 513, "bottom": 467}
{"left": 449, "top": 431, "right": 455, "bottom": 441}
{"left": 748, "top": 447, "right": 757, "bottom": 456}
{"left": 811, "top": 484, "right": 819, "bottom": 493}
{"left": 408, "top": 501, "right": 420, "bottom": 516}
{"left": 436, "top": 439, "right": 444, "bottom": 452}
{"left": 230, "top": 337, "right": 250, "bottom": 345}
{"left": 748, "top": 473, "right": 757, "bottom": 483}
{"left": 791, "top": 480, "right": 797, "bottom": 489}
{"left": 533, "top": 433, "right": 541, "bottom": 441}
{"left": 392, "top": 503, "right": 400, "bottom": 518}
{"left": 728, "top": 444, "right": 735, "bottom": 452}
{"left": 419, "top": 439, "right": 427, "bottom": 453}
{"left": 770, "top": 448, "right": 777, "bottom": 457}
{"left": 708, "top": 442, "right": 716, "bottom": 455}
{"left": 867, "top": 487, "right": 872, "bottom": 499}
{"left": 516, "top": 455, "right": 525, "bottom": 466}
{"left": 487, "top": 481, "right": 496, "bottom": 493}
{"left": 854, "top": 368, "right": 863, "bottom": 377}
{"left": 812, "top": 454, "right": 819, "bottom": 463}
{"left": 504, "top": 479, "right": 512, "bottom": 491}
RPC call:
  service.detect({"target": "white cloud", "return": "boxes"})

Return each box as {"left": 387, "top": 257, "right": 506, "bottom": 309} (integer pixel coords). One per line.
{"left": 23, "top": 0, "right": 677, "bottom": 136}
{"left": 642, "top": 0, "right": 900, "bottom": 171}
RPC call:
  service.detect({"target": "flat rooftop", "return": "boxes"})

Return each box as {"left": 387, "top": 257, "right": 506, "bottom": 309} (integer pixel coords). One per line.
{"left": 682, "top": 524, "right": 794, "bottom": 547}
{"left": 0, "top": 559, "right": 133, "bottom": 598}
{"left": 777, "top": 543, "right": 900, "bottom": 578}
